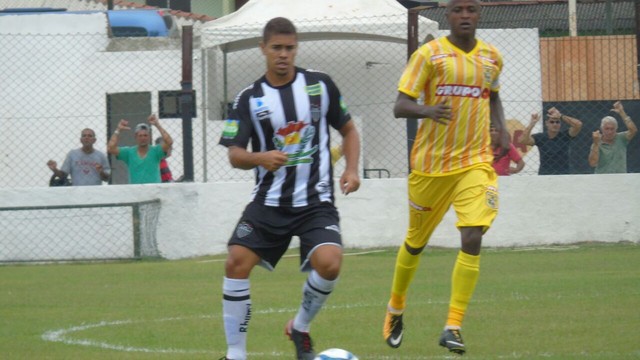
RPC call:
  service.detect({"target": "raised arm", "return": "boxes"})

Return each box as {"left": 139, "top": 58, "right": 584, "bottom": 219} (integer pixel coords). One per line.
{"left": 518, "top": 113, "right": 540, "bottom": 146}
{"left": 148, "top": 114, "right": 174, "bottom": 154}
{"left": 612, "top": 101, "right": 638, "bottom": 140}
{"left": 107, "top": 119, "right": 129, "bottom": 156}
{"left": 561, "top": 114, "right": 583, "bottom": 137}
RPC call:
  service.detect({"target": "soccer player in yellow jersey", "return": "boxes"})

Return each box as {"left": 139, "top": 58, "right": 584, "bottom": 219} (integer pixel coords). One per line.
{"left": 383, "top": 0, "right": 509, "bottom": 355}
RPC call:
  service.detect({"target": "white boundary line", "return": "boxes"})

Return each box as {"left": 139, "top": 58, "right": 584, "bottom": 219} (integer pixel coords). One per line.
{"left": 41, "top": 300, "right": 449, "bottom": 358}
{"left": 198, "top": 245, "right": 586, "bottom": 263}
{"left": 40, "top": 245, "right": 618, "bottom": 358}
{"left": 198, "top": 249, "right": 388, "bottom": 263}
{"left": 40, "top": 295, "right": 629, "bottom": 359}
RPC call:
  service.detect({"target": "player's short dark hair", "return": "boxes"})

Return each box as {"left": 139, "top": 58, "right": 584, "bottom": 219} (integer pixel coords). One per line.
{"left": 446, "top": 0, "right": 481, "bottom": 12}
{"left": 263, "top": 17, "right": 297, "bottom": 43}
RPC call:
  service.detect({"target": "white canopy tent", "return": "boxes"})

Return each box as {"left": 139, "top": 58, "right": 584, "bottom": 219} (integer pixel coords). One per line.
{"left": 198, "top": 0, "right": 439, "bottom": 180}
{"left": 201, "top": 0, "right": 438, "bottom": 51}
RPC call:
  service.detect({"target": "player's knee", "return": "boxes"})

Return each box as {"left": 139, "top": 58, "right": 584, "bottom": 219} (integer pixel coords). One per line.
{"left": 311, "top": 246, "right": 342, "bottom": 280}
{"left": 224, "top": 257, "right": 252, "bottom": 278}
{"left": 404, "top": 242, "right": 426, "bottom": 255}
{"left": 224, "top": 247, "right": 258, "bottom": 278}
{"left": 316, "top": 263, "right": 340, "bottom": 280}
{"left": 460, "top": 227, "right": 483, "bottom": 255}
{"left": 461, "top": 227, "right": 483, "bottom": 242}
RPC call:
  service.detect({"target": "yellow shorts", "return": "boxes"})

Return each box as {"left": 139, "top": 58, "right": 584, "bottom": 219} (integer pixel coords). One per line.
{"left": 405, "top": 163, "right": 498, "bottom": 249}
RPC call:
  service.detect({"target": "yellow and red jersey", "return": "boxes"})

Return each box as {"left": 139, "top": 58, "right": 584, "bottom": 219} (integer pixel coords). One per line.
{"left": 398, "top": 36, "right": 503, "bottom": 175}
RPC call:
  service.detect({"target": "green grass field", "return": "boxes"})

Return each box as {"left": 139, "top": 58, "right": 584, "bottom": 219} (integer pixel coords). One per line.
{"left": 1, "top": 242, "right": 639, "bottom": 359}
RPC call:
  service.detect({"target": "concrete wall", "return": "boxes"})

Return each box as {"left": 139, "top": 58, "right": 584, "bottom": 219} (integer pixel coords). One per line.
{"left": 1, "top": 174, "right": 638, "bottom": 261}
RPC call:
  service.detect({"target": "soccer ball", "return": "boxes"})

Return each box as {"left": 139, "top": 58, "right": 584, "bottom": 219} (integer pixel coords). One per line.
{"left": 314, "top": 348, "right": 359, "bottom": 360}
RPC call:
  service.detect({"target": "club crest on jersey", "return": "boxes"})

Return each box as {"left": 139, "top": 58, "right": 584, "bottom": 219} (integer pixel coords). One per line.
{"left": 252, "top": 97, "right": 271, "bottom": 121}
{"left": 483, "top": 65, "right": 496, "bottom": 85}
{"left": 273, "top": 121, "right": 318, "bottom": 166}
{"left": 222, "top": 119, "right": 239, "bottom": 139}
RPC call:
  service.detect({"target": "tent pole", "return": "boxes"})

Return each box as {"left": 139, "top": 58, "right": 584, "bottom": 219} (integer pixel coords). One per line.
{"left": 201, "top": 48, "right": 208, "bottom": 182}
{"left": 223, "top": 51, "right": 228, "bottom": 119}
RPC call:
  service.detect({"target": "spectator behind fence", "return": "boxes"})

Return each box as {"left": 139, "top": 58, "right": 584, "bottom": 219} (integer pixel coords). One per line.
{"left": 107, "top": 114, "right": 173, "bottom": 184}
{"left": 47, "top": 128, "right": 110, "bottom": 186}
{"left": 217, "top": 17, "right": 361, "bottom": 360}
{"left": 519, "top": 108, "right": 582, "bottom": 175}
{"left": 155, "top": 137, "right": 174, "bottom": 182}
{"left": 491, "top": 124, "right": 524, "bottom": 176}
{"left": 589, "top": 101, "right": 638, "bottom": 173}
{"left": 383, "top": 0, "right": 509, "bottom": 355}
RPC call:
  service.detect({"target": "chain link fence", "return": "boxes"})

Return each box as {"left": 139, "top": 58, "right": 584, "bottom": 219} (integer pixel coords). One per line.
{"left": 0, "top": 199, "right": 160, "bottom": 262}
{"left": 1, "top": 5, "right": 639, "bottom": 190}
{"left": 418, "top": 1, "right": 640, "bottom": 175}
{"left": 2, "top": 4, "right": 639, "bottom": 263}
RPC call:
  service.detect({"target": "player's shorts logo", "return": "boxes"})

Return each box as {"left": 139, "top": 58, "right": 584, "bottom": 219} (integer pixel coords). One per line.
{"left": 485, "top": 187, "right": 498, "bottom": 209}
{"left": 324, "top": 224, "right": 341, "bottom": 234}
{"left": 236, "top": 221, "right": 253, "bottom": 238}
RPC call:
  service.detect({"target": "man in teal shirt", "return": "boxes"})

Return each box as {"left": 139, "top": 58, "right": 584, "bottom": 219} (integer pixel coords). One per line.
{"left": 107, "top": 114, "right": 173, "bottom": 184}
{"left": 588, "top": 101, "right": 637, "bottom": 174}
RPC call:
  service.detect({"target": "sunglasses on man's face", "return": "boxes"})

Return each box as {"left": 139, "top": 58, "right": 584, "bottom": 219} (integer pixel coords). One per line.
{"left": 548, "top": 120, "right": 560, "bottom": 124}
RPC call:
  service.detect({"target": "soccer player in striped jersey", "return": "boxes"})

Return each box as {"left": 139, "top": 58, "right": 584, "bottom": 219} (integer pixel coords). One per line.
{"left": 383, "top": 0, "right": 509, "bottom": 355}
{"left": 218, "top": 17, "right": 360, "bottom": 360}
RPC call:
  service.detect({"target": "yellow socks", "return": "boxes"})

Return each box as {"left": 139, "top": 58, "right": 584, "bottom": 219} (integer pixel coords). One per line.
{"left": 446, "top": 250, "right": 480, "bottom": 328}
{"left": 389, "top": 243, "right": 422, "bottom": 311}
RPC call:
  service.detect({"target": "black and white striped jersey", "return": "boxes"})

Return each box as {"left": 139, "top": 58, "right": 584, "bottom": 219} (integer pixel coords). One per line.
{"left": 219, "top": 67, "right": 351, "bottom": 207}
